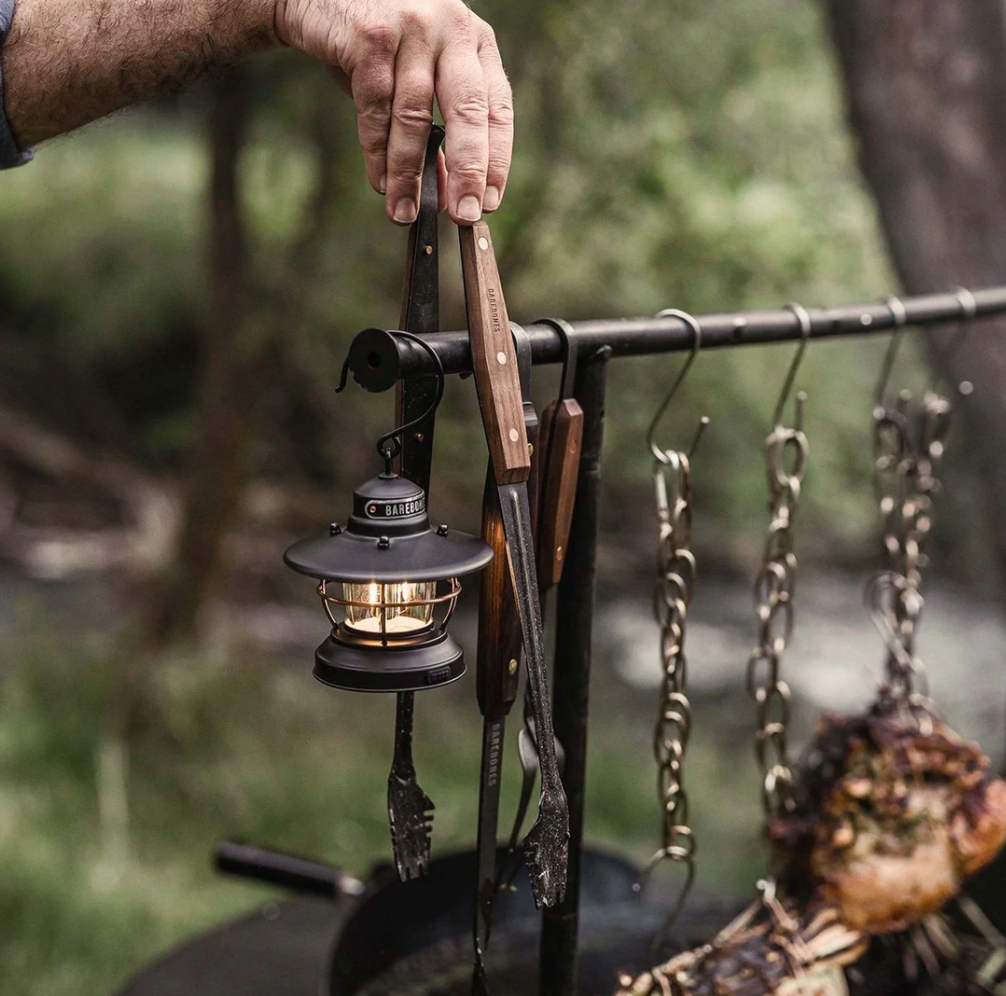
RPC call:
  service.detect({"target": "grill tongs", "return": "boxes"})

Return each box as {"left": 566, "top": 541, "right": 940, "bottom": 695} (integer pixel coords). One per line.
{"left": 460, "top": 221, "right": 570, "bottom": 909}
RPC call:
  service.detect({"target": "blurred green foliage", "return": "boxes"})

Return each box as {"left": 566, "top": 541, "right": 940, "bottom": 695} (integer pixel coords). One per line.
{"left": 0, "top": 0, "right": 992, "bottom": 573}
{"left": 0, "top": 0, "right": 991, "bottom": 575}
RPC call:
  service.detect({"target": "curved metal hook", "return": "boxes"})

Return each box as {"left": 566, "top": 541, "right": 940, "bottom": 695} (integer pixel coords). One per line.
{"left": 772, "top": 303, "right": 812, "bottom": 429}
{"left": 863, "top": 571, "right": 925, "bottom": 683}
{"left": 874, "top": 295, "right": 908, "bottom": 408}
{"left": 375, "top": 332, "right": 445, "bottom": 465}
{"left": 335, "top": 331, "right": 446, "bottom": 470}
{"left": 930, "top": 286, "right": 978, "bottom": 396}
{"left": 639, "top": 840, "right": 697, "bottom": 951}
{"left": 647, "top": 309, "right": 709, "bottom": 464}
{"left": 334, "top": 354, "right": 352, "bottom": 395}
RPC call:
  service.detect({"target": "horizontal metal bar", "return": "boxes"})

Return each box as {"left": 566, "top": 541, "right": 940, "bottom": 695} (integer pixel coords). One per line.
{"left": 346, "top": 285, "right": 1006, "bottom": 392}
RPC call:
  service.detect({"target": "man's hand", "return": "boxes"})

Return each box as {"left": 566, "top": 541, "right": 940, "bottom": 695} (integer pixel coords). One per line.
{"left": 4, "top": 0, "right": 513, "bottom": 222}
{"left": 277, "top": 0, "right": 513, "bottom": 226}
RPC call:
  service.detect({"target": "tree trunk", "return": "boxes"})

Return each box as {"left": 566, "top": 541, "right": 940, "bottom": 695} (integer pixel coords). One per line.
{"left": 143, "top": 65, "right": 262, "bottom": 644}
{"left": 825, "top": 0, "right": 1006, "bottom": 583}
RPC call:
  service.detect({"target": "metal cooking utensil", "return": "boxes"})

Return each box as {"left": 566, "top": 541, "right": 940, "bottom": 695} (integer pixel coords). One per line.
{"left": 384, "top": 125, "right": 444, "bottom": 881}
{"left": 460, "top": 220, "right": 569, "bottom": 909}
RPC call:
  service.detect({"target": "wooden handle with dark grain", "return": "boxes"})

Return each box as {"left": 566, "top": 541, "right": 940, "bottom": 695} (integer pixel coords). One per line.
{"left": 460, "top": 221, "right": 531, "bottom": 486}
{"left": 477, "top": 466, "right": 522, "bottom": 719}
{"left": 536, "top": 398, "right": 584, "bottom": 589}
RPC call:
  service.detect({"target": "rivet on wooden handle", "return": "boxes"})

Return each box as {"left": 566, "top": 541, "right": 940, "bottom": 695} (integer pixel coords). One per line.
{"left": 460, "top": 222, "right": 531, "bottom": 486}
{"left": 537, "top": 398, "right": 584, "bottom": 588}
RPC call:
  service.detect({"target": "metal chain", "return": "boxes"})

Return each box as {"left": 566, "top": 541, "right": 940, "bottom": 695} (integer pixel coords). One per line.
{"left": 746, "top": 404, "right": 808, "bottom": 820}
{"left": 869, "top": 296, "right": 1006, "bottom": 989}
{"left": 867, "top": 389, "right": 952, "bottom": 710}
{"left": 640, "top": 446, "right": 697, "bottom": 919}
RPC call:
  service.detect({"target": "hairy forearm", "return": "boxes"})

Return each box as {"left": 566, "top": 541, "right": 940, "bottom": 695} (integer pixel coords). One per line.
{"left": 3, "top": 0, "right": 279, "bottom": 147}
{"left": 0, "top": 0, "right": 513, "bottom": 224}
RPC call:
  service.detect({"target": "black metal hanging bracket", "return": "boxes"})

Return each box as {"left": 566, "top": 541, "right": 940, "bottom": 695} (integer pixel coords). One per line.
{"left": 337, "top": 125, "right": 446, "bottom": 490}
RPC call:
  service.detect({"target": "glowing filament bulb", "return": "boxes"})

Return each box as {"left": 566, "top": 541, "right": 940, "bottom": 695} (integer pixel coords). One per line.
{"left": 342, "top": 580, "right": 437, "bottom": 635}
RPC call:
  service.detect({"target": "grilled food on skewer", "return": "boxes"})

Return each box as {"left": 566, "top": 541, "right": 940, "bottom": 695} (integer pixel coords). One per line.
{"left": 770, "top": 699, "right": 1006, "bottom": 935}
{"left": 616, "top": 700, "right": 1006, "bottom": 996}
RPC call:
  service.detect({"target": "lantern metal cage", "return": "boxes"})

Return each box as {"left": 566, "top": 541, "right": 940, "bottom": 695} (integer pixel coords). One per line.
{"left": 316, "top": 576, "right": 462, "bottom": 644}
{"left": 285, "top": 469, "right": 493, "bottom": 693}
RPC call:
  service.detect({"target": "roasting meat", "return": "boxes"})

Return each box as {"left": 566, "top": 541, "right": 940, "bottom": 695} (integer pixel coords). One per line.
{"left": 615, "top": 700, "right": 1006, "bottom": 996}
{"left": 770, "top": 700, "right": 1006, "bottom": 934}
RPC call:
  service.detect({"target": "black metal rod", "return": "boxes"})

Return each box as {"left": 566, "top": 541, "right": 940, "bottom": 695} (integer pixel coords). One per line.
{"left": 539, "top": 347, "right": 611, "bottom": 996}
{"left": 346, "top": 285, "right": 1006, "bottom": 391}
{"left": 215, "top": 840, "right": 365, "bottom": 899}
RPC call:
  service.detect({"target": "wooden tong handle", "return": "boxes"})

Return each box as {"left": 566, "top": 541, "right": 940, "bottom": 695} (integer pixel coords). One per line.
{"left": 477, "top": 469, "right": 522, "bottom": 719}
{"left": 460, "top": 222, "right": 531, "bottom": 485}
{"left": 477, "top": 380, "right": 538, "bottom": 720}
{"left": 537, "top": 398, "right": 584, "bottom": 588}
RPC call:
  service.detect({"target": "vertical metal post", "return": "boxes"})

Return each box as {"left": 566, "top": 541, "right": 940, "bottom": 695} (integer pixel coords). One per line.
{"left": 539, "top": 347, "right": 611, "bottom": 996}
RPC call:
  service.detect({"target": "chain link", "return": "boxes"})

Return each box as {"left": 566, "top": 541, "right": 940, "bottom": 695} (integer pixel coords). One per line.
{"left": 641, "top": 447, "right": 697, "bottom": 917}
{"left": 867, "top": 389, "right": 951, "bottom": 711}
{"left": 747, "top": 417, "right": 808, "bottom": 820}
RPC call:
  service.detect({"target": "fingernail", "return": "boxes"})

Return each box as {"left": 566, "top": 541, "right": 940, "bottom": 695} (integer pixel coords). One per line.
{"left": 457, "top": 195, "right": 482, "bottom": 222}
{"left": 393, "top": 199, "right": 418, "bottom": 224}
{"left": 379, "top": 174, "right": 387, "bottom": 194}
{"left": 483, "top": 186, "right": 501, "bottom": 212}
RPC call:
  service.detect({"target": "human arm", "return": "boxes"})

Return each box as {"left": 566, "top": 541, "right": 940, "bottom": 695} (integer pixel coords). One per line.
{"left": 1, "top": 0, "right": 512, "bottom": 223}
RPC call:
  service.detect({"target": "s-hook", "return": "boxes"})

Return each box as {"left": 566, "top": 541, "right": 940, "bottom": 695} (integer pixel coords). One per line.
{"left": 873, "top": 294, "right": 908, "bottom": 411}
{"left": 866, "top": 289, "right": 979, "bottom": 716}
{"left": 771, "top": 302, "right": 811, "bottom": 432}
{"left": 747, "top": 302, "right": 811, "bottom": 824}
{"left": 931, "top": 286, "right": 977, "bottom": 394}
{"left": 646, "top": 309, "right": 709, "bottom": 464}
{"left": 639, "top": 308, "right": 709, "bottom": 943}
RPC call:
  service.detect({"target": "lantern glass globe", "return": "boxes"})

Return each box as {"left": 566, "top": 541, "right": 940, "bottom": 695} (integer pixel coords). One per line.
{"left": 342, "top": 581, "right": 437, "bottom": 635}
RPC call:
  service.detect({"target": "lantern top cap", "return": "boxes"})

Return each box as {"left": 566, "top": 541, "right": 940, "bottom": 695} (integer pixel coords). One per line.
{"left": 284, "top": 471, "right": 493, "bottom": 583}
{"left": 350, "top": 473, "right": 427, "bottom": 528}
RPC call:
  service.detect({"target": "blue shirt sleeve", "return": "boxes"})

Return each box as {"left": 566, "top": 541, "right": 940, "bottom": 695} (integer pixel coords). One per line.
{"left": 0, "top": 0, "right": 33, "bottom": 169}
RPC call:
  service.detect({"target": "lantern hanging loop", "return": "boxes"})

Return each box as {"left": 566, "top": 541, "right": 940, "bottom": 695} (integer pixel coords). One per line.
{"left": 772, "top": 303, "right": 812, "bottom": 430}
{"left": 335, "top": 330, "right": 446, "bottom": 470}
{"left": 646, "top": 308, "right": 709, "bottom": 464}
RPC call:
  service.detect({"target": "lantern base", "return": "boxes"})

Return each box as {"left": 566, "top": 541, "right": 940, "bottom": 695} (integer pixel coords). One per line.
{"left": 313, "top": 632, "right": 465, "bottom": 693}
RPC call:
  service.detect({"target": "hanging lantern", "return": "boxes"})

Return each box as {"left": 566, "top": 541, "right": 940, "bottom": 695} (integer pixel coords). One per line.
{"left": 285, "top": 470, "right": 492, "bottom": 692}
